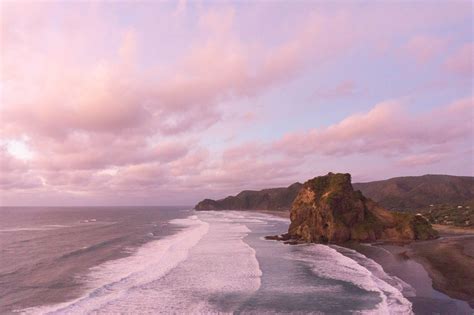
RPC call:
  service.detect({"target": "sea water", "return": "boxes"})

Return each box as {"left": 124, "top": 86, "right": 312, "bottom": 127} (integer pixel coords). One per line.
{"left": 1, "top": 208, "right": 418, "bottom": 314}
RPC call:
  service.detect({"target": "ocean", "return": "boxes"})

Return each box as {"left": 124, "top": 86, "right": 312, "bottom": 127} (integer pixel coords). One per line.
{"left": 0, "top": 207, "right": 466, "bottom": 314}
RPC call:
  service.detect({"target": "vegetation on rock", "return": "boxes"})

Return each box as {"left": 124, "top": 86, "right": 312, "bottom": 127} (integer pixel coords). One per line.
{"left": 194, "top": 183, "right": 302, "bottom": 211}
{"left": 353, "top": 175, "right": 474, "bottom": 212}
{"left": 288, "top": 173, "right": 438, "bottom": 243}
{"left": 421, "top": 202, "right": 474, "bottom": 227}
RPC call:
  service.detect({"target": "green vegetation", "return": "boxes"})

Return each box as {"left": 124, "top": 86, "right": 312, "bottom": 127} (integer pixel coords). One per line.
{"left": 421, "top": 201, "right": 474, "bottom": 227}
{"left": 289, "top": 172, "right": 438, "bottom": 243}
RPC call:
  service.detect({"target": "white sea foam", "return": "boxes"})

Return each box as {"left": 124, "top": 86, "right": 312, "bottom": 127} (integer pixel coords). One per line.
{"left": 22, "top": 212, "right": 262, "bottom": 314}
{"left": 22, "top": 215, "right": 210, "bottom": 314}
{"left": 293, "top": 244, "right": 413, "bottom": 314}
{"left": 0, "top": 225, "right": 71, "bottom": 232}
{"left": 19, "top": 210, "right": 412, "bottom": 314}
{"left": 333, "top": 245, "right": 416, "bottom": 298}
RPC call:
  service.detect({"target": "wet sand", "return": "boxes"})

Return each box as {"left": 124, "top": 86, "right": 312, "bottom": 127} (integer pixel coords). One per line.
{"left": 256, "top": 210, "right": 474, "bottom": 313}
{"left": 348, "top": 226, "right": 474, "bottom": 314}
{"left": 407, "top": 230, "right": 474, "bottom": 308}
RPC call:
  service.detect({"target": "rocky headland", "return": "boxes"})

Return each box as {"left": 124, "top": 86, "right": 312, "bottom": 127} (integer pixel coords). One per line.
{"left": 195, "top": 172, "right": 473, "bottom": 308}
{"left": 195, "top": 182, "right": 302, "bottom": 211}
{"left": 286, "top": 172, "right": 438, "bottom": 243}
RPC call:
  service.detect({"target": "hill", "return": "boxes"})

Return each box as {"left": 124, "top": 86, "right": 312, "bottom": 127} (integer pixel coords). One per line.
{"left": 353, "top": 175, "right": 474, "bottom": 211}
{"left": 195, "top": 183, "right": 302, "bottom": 211}
{"left": 194, "top": 175, "right": 474, "bottom": 218}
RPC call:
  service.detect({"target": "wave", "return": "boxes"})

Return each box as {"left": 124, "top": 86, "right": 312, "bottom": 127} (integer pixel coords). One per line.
{"left": 17, "top": 210, "right": 411, "bottom": 314}
{"left": 58, "top": 236, "right": 128, "bottom": 260}
{"left": 293, "top": 244, "right": 413, "bottom": 314}
{"left": 21, "top": 212, "right": 262, "bottom": 314}
{"left": 0, "top": 225, "right": 72, "bottom": 232}
{"left": 21, "top": 215, "right": 209, "bottom": 314}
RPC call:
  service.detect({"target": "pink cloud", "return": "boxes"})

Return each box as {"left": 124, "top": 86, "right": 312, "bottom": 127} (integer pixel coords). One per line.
{"left": 444, "top": 42, "right": 474, "bottom": 77}
{"left": 402, "top": 35, "right": 447, "bottom": 64}
{"left": 313, "top": 80, "right": 358, "bottom": 99}
{"left": 0, "top": 146, "right": 43, "bottom": 190}
{"left": 29, "top": 134, "right": 191, "bottom": 171}
{"left": 398, "top": 153, "right": 445, "bottom": 167}
{"left": 273, "top": 96, "right": 473, "bottom": 157}
{"left": 1, "top": 2, "right": 472, "bottom": 205}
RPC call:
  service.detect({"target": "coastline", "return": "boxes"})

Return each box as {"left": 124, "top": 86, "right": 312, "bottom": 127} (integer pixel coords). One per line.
{"left": 406, "top": 231, "right": 474, "bottom": 308}
{"left": 254, "top": 209, "right": 474, "bottom": 313}
{"left": 253, "top": 209, "right": 290, "bottom": 219}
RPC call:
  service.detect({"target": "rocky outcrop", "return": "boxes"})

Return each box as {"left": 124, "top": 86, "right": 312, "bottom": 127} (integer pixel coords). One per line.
{"left": 288, "top": 173, "right": 438, "bottom": 243}
{"left": 194, "top": 183, "right": 303, "bottom": 211}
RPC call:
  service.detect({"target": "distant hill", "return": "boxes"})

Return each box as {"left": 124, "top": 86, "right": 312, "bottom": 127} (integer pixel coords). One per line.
{"left": 195, "top": 174, "right": 474, "bottom": 213}
{"left": 353, "top": 175, "right": 474, "bottom": 211}
{"left": 195, "top": 182, "right": 303, "bottom": 211}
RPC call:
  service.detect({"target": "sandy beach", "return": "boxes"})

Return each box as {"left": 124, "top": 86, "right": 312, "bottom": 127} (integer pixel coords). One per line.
{"left": 348, "top": 227, "right": 474, "bottom": 313}
{"left": 258, "top": 210, "right": 474, "bottom": 313}
{"left": 407, "top": 229, "right": 474, "bottom": 308}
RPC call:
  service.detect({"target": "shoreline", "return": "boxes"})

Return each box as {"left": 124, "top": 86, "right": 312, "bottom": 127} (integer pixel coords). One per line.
{"left": 254, "top": 209, "right": 474, "bottom": 312}
{"left": 253, "top": 209, "right": 290, "bottom": 219}
{"left": 405, "top": 232, "right": 474, "bottom": 308}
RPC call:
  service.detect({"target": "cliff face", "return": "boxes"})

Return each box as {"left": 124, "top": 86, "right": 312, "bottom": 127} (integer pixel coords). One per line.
{"left": 288, "top": 173, "right": 437, "bottom": 243}
{"left": 195, "top": 183, "right": 303, "bottom": 211}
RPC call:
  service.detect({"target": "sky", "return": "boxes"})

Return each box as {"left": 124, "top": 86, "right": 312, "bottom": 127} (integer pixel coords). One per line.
{"left": 0, "top": 0, "right": 473, "bottom": 206}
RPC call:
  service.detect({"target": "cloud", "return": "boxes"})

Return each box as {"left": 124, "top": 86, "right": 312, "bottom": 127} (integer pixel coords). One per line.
{"left": 0, "top": 146, "right": 43, "bottom": 190}
{"left": 401, "top": 35, "right": 447, "bottom": 64}
{"left": 313, "top": 80, "right": 358, "bottom": 99}
{"left": 0, "top": 2, "right": 472, "bottom": 205}
{"left": 397, "top": 153, "right": 445, "bottom": 167}
{"left": 273, "top": 96, "right": 473, "bottom": 157}
{"left": 444, "top": 42, "right": 473, "bottom": 77}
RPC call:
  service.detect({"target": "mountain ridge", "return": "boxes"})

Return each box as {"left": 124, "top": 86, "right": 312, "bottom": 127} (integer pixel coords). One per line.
{"left": 195, "top": 182, "right": 303, "bottom": 211}
{"left": 195, "top": 174, "right": 474, "bottom": 212}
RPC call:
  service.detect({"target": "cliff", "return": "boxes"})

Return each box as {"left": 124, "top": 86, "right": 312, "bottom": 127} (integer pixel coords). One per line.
{"left": 288, "top": 173, "right": 438, "bottom": 243}
{"left": 195, "top": 183, "right": 302, "bottom": 211}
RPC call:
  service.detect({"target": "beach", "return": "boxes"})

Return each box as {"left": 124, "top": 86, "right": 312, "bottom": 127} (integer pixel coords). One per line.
{"left": 2, "top": 206, "right": 472, "bottom": 314}
{"left": 406, "top": 229, "right": 474, "bottom": 308}
{"left": 258, "top": 210, "right": 474, "bottom": 313}
{"left": 341, "top": 227, "right": 474, "bottom": 313}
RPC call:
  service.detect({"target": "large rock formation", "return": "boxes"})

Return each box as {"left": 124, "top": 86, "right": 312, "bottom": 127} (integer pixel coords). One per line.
{"left": 195, "top": 183, "right": 303, "bottom": 211}
{"left": 288, "top": 173, "right": 438, "bottom": 243}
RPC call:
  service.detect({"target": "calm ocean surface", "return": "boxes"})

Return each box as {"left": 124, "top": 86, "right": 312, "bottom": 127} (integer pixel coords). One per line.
{"left": 0, "top": 207, "right": 469, "bottom": 314}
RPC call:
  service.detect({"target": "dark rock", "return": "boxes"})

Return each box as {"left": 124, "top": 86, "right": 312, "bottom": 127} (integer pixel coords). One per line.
{"left": 264, "top": 233, "right": 291, "bottom": 241}
{"left": 288, "top": 172, "right": 438, "bottom": 243}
